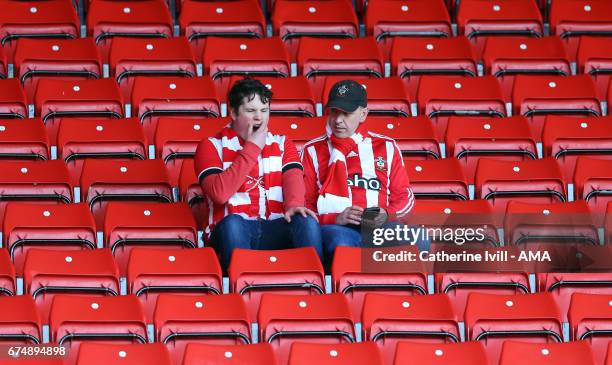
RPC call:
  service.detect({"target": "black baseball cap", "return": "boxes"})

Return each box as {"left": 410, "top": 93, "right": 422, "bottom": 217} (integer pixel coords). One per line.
{"left": 325, "top": 79, "right": 368, "bottom": 113}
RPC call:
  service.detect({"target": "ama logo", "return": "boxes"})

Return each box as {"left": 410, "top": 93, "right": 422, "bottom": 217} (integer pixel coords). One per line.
{"left": 347, "top": 174, "right": 381, "bottom": 191}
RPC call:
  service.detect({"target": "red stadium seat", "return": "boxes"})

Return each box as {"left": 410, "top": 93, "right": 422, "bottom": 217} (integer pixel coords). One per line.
{"left": 229, "top": 247, "right": 324, "bottom": 321}
{"left": 289, "top": 342, "right": 383, "bottom": 365}
{"left": 417, "top": 75, "right": 506, "bottom": 140}
{"left": 465, "top": 292, "right": 563, "bottom": 365}
{"left": 127, "top": 248, "right": 222, "bottom": 321}
{"left": 366, "top": 0, "right": 452, "bottom": 61}
{"left": 182, "top": 343, "right": 277, "bottom": 365}
{"left": 203, "top": 37, "right": 290, "bottom": 102}
{"left": 179, "top": 159, "right": 207, "bottom": 230}
{"left": 298, "top": 37, "right": 383, "bottom": 101}
{"left": 34, "top": 78, "right": 123, "bottom": 145}
{"left": 104, "top": 202, "right": 198, "bottom": 275}
{"left": 0, "top": 296, "right": 41, "bottom": 345}
{"left": 0, "top": 118, "right": 49, "bottom": 161}
{"left": 550, "top": 0, "right": 612, "bottom": 61}
{"left": 154, "top": 294, "right": 250, "bottom": 365}
{"left": 0, "top": 0, "right": 79, "bottom": 64}
{"left": 446, "top": 116, "right": 538, "bottom": 184}
{"left": 77, "top": 343, "right": 172, "bottom": 365}
{"left": 332, "top": 246, "right": 427, "bottom": 320}
{"left": 179, "top": 0, "right": 266, "bottom": 64}
{"left": 0, "top": 160, "right": 72, "bottom": 226}
{"left": 272, "top": 0, "right": 358, "bottom": 61}
{"left": 393, "top": 341, "right": 488, "bottom": 365}
{"left": 323, "top": 76, "right": 411, "bottom": 117}
{"left": 23, "top": 249, "right": 119, "bottom": 322}
{"left": 268, "top": 116, "right": 326, "bottom": 152}
{"left": 0, "top": 47, "right": 6, "bottom": 79}
{"left": 368, "top": 116, "right": 440, "bottom": 160}
{"left": 57, "top": 118, "right": 147, "bottom": 186}
{"left": 0, "top": 359, "right": 65, "bottom": 365}
{"left": 0, "top": 250, "right": 14, "bottom": 296}
{"left": 79, "top": 159, "right": 172, "bottom": 228}
{"left": 258, "top": 293, "right": 354, "bottom": 365}
{"left": 3, "top": 203, "right": 95, "bottom": 276}
{"left": 570, "top": 293, "right": 612, "bottom": 364}
{"left": 475, "top": 157, "right": 566, "bottom": 216}
{"left": 14, "top": 38, "right": 101, "bottom": 103}
{"left": 50, "top": 295, "right": 147, "bottom": 365}
{"left": 109, "top": 37, "right": 196, "bottom": 101}
{"left": 155, "top": 117, "right": 228, "bottom": 186}
{"left": 404, "top": 158, "right": 469, "bottom": 201}
{"left": 87, "top": 0, "right": 172, "bottom": 64}
{"left": 131, "top": 77, "right": 221, "bottom": 141}
{"left": 544, "top": 116, "right": 612, "bottom": 184}
{"left": 512, "top": 75, "right": 601, "bottom": 140}
{"left": 362, "top": 293, "right": 459, "bottom": 365}
{"left": 577, "top": 37, "right": 612, "bottom": 99}
{"left": 0, "top": 79, "right": 27, "bottom": 120}
{"left": 500, "top": 341, "right": 596, "bottom": 365}
{"left": 391, "top": 36, "right": 477, "bottom": 101}
{"left": 483, "top": 36, "right": 571, "bottom": 101}
{"left": 457, "top": 0, "right": 544, "bottom": 55}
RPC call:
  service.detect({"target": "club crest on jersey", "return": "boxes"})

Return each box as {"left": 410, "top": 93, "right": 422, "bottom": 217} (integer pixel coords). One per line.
{"left": 347, "top": 174, "right": 381, "bottom": 191}
{"left": 375, "top": 156, "right": 387, "bottom": 171}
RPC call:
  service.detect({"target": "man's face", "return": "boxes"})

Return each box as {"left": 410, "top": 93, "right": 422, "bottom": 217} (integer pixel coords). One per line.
{"left": 231, "top": 94, "right": 270, "bottom": 140}
{"left": 327, "top": 106, "right": 368, "bottom": 138}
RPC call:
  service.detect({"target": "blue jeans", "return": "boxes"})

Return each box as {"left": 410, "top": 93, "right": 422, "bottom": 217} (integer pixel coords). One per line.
{"left": 210, "top": 214, "right": 323, "bottom": 270}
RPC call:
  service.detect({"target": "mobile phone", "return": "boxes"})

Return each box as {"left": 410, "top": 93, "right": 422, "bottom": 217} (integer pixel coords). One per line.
{"left": 362, "top": 207, "right": 380, "bottom": 221}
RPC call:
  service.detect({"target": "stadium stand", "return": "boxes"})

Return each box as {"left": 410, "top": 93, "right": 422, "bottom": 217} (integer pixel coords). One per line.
{"left": 0, "top": 295, "right": 40, "bottom": 344}
{"left": 0, "top": 118, "right": 49, "bottom": 161}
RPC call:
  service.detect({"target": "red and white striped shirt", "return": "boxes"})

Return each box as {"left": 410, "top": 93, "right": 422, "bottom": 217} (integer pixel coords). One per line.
{"left": 302, "top": 130, "right": 415, "bottom": 225}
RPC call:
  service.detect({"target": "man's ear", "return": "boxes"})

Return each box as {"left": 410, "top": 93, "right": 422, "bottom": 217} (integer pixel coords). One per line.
{"left": 359, "top": 107, "right": 369, "bottom": 123}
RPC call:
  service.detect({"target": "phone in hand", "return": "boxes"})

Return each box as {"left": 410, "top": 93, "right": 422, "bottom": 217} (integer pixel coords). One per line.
{"left": 362, "top": 207, "right": 381, "bottom": 222}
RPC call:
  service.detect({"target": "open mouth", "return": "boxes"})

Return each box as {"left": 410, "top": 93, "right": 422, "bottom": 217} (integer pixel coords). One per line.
{"left": 253, "top": 124, "right": 262, "bottom": 131}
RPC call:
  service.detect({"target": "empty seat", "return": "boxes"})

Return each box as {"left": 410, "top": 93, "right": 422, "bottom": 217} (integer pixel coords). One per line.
{"left": 446, "top": 116, "right": 538, "bottom": 184}
{"left": 0, "top": 118, "right": 49, "bottom": 161}
{"left": 465, "top": 293, "right": 563, "bottom": 365}
{"left": 179, "top": 0, "right": 266, "bottom": 63}
{"left": 575, "top": 157, "right": 612, "bottom": 226}
{"left": 393, "top": 341, "right": 488, "bottom": 365}
{"left": 272, "top": 0, "right": 358, "bottom": 61}
{"left": 155, "top": 117, "right": 228, "bottom": 186}
{"left": 289, "top": 342, "right": 383, "bottom": 365}
{"left": 3, "top": 203, "right": 95, "bottom": 275}
{"left": 182, "top": 343, "right": 277, "bottom": 365}
{"left": 500, "top": 341, "right": 596, "bottom": 365}
{"left": 24, "top": 249, "right": 119, "bottom": 321}
{"left": 366, "top": 0, "right": 452, "bottom": 61}
{"left": 483, "top": 36, "right": 571, "bottom": 100}
{"left": 417, "top": 75, "right": 506, "bottom": 140}
{"left": 258, "top": 293, "right": 354, "bottom": 365}
{"left": 57, "top": 118, "right": 147, "bottom": 186}
{"left": 268, "top": 116, "right": 326, "bottom": 151}
{"left": 569, "top": 293, "right": 612, "bottom": 365}
{"left": 298, "top": 37, "right": 383, "bottom": 101}
{"left": 368, "top": 116, "right": 440, "bottom": 160}
{"left": 87, "top": 0, "right": 172, "bottom": 64}
{"left": 0, "top": 0, "right": 79, "bottom": 63}
{"left": 404, "top": 158, "right": 469, "bottom": 201}
{"left": 178, "top": 159, "right": 207, "bottom": 230}
{"left": 475, "top": 157, "right": 566, "bottom": 216}
{"left": 457, "top": 0, "right": 544, "bottom": 55}
{"left": 0, "top": 250, "right": 14, "bottom": 296}
{"left": 0, "top": 359, "right": 65, "bottom": 365}
{"left": 391, "top": 36, "right": 477, "bottom": 101}
{"left": 0, "top": 47, "right": 6, "bottom": 78}
{"left": 34, "top": 78, "right": 123, "bottom": 144}
{"left": 127, "top": 248, "right": 222, "bottom": 321}
{"left": 110, "top": 37, "right": 196, "bottom": 101}
{"left": 154, "top": 294, "right": 250, "bottom": 364}
{"left": 203, "top": 37, "right": 289, "bottom": 101}
{"left": 0, "top": 79, "right": 27, "bottom": 120}
{"left": 229, "top": 247, "right": 324, "bottom": 321}
{"left": 0, "top": 296, "right": 41, "bottom": 345}
{"left": 512, "top": 75, "right": 601, "bottom": 140}
{"left": 362, "top": 293, "right": 459, "bottom": 365}
{"left": 79, "top": 159, "right": 172, "bottom": 228}
{"left": 332, "top": 246, "right": 427, "bottom": 319}
{"left": 50, "top": 295, "right": 147, "bottom": 365}
{"left": 14, "top": 38, "right": 101, "bottom": 103}
{"left": 577, "top": 37, "right": 612, "bottom": 99}
{"left": 550, "top": 0, "right": 612, "bottom": 60}
{"left": 323, "top": 76, "right": 411, "bottom": 117}
{"left": 77, "top": 343, "right": 172, "bottom": 365}
{"left": 131, "top": 77, "right": 221, "bottom": 141}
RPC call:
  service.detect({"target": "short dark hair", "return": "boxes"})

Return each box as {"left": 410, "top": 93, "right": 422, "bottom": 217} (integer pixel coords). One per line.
{"left": 228, "top": 78, "right": 273, "bottom": 115}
